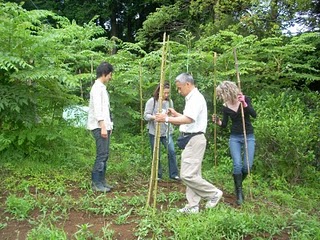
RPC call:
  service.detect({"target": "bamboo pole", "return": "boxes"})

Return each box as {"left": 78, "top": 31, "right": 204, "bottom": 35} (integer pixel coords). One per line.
{"left": 213, "top": 52, "right": 218, "bottom": 167}
{"left": 91, "top": 56, "right": 94, "bottom": 84}
{"left": 233, "top": 48, "right": 252, "bottom": 199}
{"left": 139, "top": 62, "right": 145, "bottom": 160}
{"left": 166, "top": 35, "right": 172, "bottom": 152}
{"left": 146, "top": 32, "right": 168, "bottom": 210}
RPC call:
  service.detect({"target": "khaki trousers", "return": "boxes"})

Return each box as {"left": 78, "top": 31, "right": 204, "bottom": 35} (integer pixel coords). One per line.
{"left": 180, "top": 134, "right": 219, "bottom": 207}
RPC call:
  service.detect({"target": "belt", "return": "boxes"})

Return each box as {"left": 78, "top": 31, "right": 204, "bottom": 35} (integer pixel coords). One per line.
{"left": 181, "top": 132, "right": 204, "bottom": 137}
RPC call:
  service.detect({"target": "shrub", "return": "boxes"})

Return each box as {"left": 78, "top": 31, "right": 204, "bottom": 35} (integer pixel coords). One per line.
{"left": 254, "top": 89, "right": 320, "bottom": 184}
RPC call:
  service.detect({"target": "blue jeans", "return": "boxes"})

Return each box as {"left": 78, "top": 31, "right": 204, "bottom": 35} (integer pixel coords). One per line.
{"left": 92, "top": 128, "right": 111, "bottom": 174}
{"left": 149, "top": 134, "right": 179, "bottom": 178}
{"left": 229, "top": 134, "right": 255, "bottom": 175}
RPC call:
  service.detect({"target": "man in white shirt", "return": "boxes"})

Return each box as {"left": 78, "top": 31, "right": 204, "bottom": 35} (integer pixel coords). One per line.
{"left": 87, "top": 62, "right": 114, "bottom": 192}
{"left": 155, "top": 73, "right": 223, "bottom": 213}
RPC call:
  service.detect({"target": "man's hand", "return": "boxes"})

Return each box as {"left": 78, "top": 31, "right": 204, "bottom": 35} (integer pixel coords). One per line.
{"left": 99, "top": 120, "right": 108, "bottom": 138}
{"left": 100, "top": 127, "right": 108, "bottom": 138}
{"left": 167, "top": 108, "right": 178, "bottom": 117}
{"left": 155, "top": 113, "right": 167, "bottom": 122}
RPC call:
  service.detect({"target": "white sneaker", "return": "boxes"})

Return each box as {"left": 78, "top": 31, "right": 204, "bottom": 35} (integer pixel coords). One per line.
{"left": 177, "top": 205, "right": 199, "bottom": 214}
{"left": 206, "top": 189, "right": 223, "bottom": 208}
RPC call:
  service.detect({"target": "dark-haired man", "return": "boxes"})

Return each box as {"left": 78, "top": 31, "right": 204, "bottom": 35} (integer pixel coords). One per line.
{"left": 87, "top": 62, "right": 114, "bottom": 192}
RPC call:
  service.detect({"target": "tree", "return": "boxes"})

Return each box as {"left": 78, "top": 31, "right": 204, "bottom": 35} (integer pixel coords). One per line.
{"left": 236, "top": 0, "right": 318, "bottom": 37}
{"left": 4, "top": 0, "right": 163, "bottom": 42}
{"left": 0, "top": 2, "right": 113, "bottom": 156}
{"left": 195, "top": 30, "right": 320, "bottom": 92}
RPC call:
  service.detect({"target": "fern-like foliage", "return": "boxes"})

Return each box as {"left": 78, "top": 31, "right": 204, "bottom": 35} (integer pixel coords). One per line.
{"left": 0, "top": 2, "right": 112, "bottom": 155}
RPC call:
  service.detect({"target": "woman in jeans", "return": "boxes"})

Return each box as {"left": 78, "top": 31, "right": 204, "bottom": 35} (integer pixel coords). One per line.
{"left": 212, "top": 81, "right": 257, "bottom": 205}
{"left": 144, "top": 82, "right": 180, "bottom": 181}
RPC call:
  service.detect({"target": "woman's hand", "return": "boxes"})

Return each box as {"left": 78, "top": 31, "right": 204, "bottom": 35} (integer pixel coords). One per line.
{"left": 212, "top": 114, "right": 221, "bottom": 125}
{"left": 237, "top": 93, "right": 248, "bottom": 107}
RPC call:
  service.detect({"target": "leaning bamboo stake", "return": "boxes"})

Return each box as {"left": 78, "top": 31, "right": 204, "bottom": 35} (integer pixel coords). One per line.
{"left": 146, "top": 32, "right": 168, "bottom": 210}
{"left": 213, "top": 52, "right": 218, "bottom": 167}
{"left": 152, "top": 33, "right": 169, "bottom": 209}
{"left": 233, "top": 48, "right": 252, "bottom": 199}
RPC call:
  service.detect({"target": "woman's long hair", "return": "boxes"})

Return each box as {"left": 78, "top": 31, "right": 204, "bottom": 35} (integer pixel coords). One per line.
{"left": 153, "top": 82, "right": 170, "bottom": 101}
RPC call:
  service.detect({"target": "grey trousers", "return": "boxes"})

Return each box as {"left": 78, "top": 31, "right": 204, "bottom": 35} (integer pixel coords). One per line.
{"left": 180, "top": 134, "right": 220, "bottom": 207}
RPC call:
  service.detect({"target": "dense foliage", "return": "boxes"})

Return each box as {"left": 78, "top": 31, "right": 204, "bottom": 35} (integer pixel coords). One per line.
{"left": 0, "top": 1, "right": 319, "bottom": 239}
{"left": 0, "top": 1, "right": 319, "bottom": 181}
{"left": 0, "top": 0, "right": 320, "bottom": 239}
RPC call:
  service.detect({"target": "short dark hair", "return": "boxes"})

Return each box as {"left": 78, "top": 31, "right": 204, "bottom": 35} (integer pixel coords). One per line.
{"left": 96, "top": 62, "right": 114, "bottom": 78}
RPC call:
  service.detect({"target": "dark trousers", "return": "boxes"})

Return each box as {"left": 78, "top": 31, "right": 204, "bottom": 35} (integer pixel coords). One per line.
{"left": 149, "top": 134, "right": 179, "bottom": 178}
{"left": 92, "top": 128, "right": 111, "bottom": 177}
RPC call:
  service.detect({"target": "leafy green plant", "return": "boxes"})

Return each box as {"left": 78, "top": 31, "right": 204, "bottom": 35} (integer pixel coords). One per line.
{"left": 74, "top": 223, "right": 95, "bottom": 240}
{"left": 100, "top": 224, "right": 115, "bottom": 240}
{"left": 156, "top": 192, "right": 167, "bottom": 203}
{"left": 5, "top": 194, "right": 35, "bottom": 220}
{"left": 127, "top": 195, "right": 146, "bottom": 207}
{"left": 80, "top": 195, "right": 127, "bottom": 216}
{"left": 35, "top": 194, "right": 72, "bottom": 223}
{"left": 135, "top": 212, "right": 165, "bottom": 239}
{"left": 167, "top": 191, "right": 184, "bottom": 205}
{"left": 115, "top": 208, "right": 133, "bottom": 225}
{"left": 0, "top": 222, "right": 7, "bottom": 230}
{"left": 290, "top": 210, "right": 320, "bottom": 239}
{"left": 27, "top": 224, "right": 67, "bottom": 240}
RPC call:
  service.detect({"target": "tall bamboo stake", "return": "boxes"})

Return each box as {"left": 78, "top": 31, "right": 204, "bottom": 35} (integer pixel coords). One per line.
{"left": 166, "top": 35, "right": 172, "bottom": 152}
{"left": 90, "top": 56, "right": 94, "bottom": 84}
{"left": 139, "top": 62, "right": 145, "bottom": 159}
{"left": 146, "top": 32, "right": 168, "bottom": 210}
{"left": 213, "top": 52, "right": 218, "bottom": 167}
{"left": 233, "top": 48, "right": 252, "bottom": 199}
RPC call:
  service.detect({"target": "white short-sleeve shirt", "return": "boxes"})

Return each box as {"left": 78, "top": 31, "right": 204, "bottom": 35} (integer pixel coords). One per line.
{"left": 179, "top": 88, "right": 207, "bottom": 133}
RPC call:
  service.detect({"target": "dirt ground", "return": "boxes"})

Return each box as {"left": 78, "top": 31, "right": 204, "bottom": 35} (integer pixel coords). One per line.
{"left": 0, "top": 180, "right": 289, "bottom": 240}
{"left": 0, "top": 179, "right": 237, "bottom": 240}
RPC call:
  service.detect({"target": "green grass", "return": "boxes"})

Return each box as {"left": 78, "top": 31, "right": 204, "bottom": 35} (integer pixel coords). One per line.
{"left": 0, "top": 142, "right": 319, "bottom": 240}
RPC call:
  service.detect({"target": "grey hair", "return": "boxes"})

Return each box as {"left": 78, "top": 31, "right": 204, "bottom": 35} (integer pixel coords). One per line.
{"left": 175, "top": 73, "right": 195, "bottom": 85}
